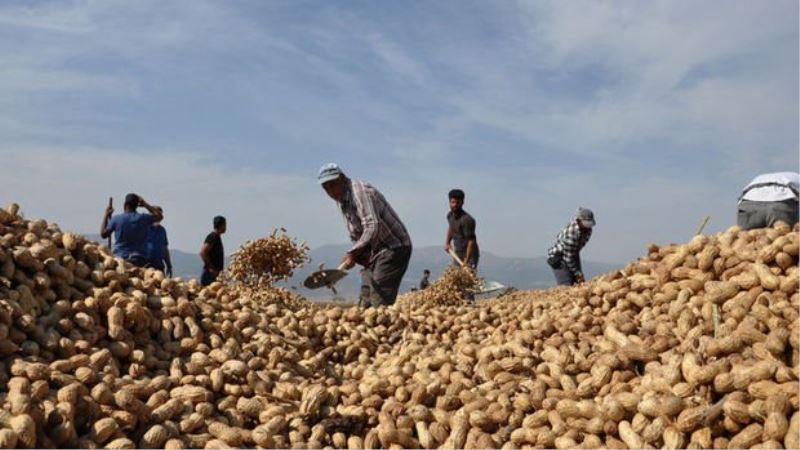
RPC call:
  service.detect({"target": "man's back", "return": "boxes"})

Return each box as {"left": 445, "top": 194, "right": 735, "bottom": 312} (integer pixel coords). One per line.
{"left": 204, "top": 231, "right": 224, "bottom": 271}
{"left": 108, "top": 212, "right": 153, "bottom": 259}
{"left": 146, "top": 225, "right": 168, "bottom": 265}
{"left": 741, "top": 172, "right": 800, "bottom": 203}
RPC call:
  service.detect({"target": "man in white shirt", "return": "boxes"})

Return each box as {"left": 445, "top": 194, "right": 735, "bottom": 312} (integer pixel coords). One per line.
{"left": 737, "top": 172, "right": 799, "bottom": 229}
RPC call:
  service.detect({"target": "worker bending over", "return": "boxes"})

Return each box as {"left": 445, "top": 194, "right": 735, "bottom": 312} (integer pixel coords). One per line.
{"left": 547, "top": 207, "right": 595, "bottom": 286}
{"left": 318, "top": 163, "right": 412, "bottom": 307}
{"left": 737, "top": 172, "right": 799, "bottom": 229}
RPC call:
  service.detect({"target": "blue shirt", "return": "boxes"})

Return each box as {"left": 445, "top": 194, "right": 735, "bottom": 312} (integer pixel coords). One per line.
{"left": 106, "top": 212, "right": 154, "bottom": 259}
{"left": 146, "top": 225, "right": 169, "bottom": 266}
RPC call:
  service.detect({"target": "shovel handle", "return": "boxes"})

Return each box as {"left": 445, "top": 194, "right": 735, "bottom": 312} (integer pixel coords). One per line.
{"left": 448, "top": 249, "right": 465, "bottom": 266}
{"left": 336, "top": 262, "right": 348, "bottom": 272}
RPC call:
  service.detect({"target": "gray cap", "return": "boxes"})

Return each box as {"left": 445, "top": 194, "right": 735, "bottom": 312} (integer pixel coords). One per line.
{"left": 318, "top": 163, "right": 344, "bottom": 184}
{"left": 577, "top": 207, "right": 595, "bottom": 227}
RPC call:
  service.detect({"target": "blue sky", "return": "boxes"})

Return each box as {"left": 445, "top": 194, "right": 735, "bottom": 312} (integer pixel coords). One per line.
{"left": 0, "top": 0, "right": 797, "bottom": 264}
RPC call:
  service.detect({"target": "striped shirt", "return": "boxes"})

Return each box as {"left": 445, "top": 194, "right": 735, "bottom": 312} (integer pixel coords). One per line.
{"left": 547, "top": 219, "right": 592, "bottom": 278}
{"left": 339, "top": 179, "right": 411, "bottom": 258}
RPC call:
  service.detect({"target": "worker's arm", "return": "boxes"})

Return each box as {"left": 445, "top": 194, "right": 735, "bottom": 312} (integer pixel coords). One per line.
{"left": 100, "top": 204, "right": 114, "bottom": 239}
{"left": 138, "top": 197, "right": 164, "bottom": 222}
{"left": 344, "top": 185, "right": 379, "bottom": 268}
{"left": 462, "top": 215, "right": 477, "bottom": 266}
{"left": 200, "top": 241, "right": 217, "bottom": 275}
{"left": 444, "top": 224, "right": 454, "bottom": 254}
{"left": 464, "top": 240, "right": 476, "bottom": 267}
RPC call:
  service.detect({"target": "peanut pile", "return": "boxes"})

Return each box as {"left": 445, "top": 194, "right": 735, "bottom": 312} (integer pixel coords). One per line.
{"left": 0, "top": 202, "right": 797, "bottom": 449}
{"left": 225, "top": 230, "right": 309, "bottom": 288}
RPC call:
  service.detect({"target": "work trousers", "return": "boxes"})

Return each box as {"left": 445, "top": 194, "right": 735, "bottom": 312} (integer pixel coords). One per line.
{"left": 361, "top": 246, "right": 412, "bottom": 307}
{"left": 737, "top": 199, "right": 799, "bottom": 230}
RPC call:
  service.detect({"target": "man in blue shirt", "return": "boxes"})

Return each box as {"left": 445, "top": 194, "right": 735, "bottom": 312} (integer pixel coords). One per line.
{"left": 100, "top": 193, "right": 164, "bottom": 267}
{"left": 146, "top": 208, "right": 173, "bottom": 277}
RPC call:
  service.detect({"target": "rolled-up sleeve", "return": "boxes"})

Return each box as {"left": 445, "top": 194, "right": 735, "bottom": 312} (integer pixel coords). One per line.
{"left": 349, "top": 185, "right": 379, "bottom": 254}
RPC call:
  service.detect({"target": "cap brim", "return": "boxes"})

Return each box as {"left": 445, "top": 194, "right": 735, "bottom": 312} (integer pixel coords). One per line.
{"left": 318, "top": 174, "right": 340, "bottom": 185}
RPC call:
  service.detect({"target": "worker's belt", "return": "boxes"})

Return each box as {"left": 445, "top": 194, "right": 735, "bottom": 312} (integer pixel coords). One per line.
{"left": 738, "top": 182, "right": 799, "bottom": 202}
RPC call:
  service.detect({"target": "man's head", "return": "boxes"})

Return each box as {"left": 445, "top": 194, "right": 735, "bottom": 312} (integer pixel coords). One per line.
{"left": 318, "top": 163, "right": 347, "bottom": 201}
{"left": 423, "top": 269, "right": 430, "bottom": 277}
{"left": 213, "top": 215, "right": 227, "bottom": 234}
{"left": 576, "top": 207, "right": 595, "bottom": 230}
{"left": 124, "top": 193, "right": 140, "bottom": 212}
{"left": 448, "top": 189, "right": 465, "bottom": 213}
{"left": 152, "top": 207, "right": 163, "bottom": 225}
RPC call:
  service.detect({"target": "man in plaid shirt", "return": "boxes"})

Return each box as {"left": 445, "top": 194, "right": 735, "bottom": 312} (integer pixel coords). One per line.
{"left": 547, "top": 208, "right": 595, "bottom": 286}
{"left": 318, "top": 163, "right": 412, "bottom": 306}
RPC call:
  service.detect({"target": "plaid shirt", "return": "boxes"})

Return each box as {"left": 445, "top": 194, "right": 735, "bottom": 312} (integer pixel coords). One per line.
{"left": 339, "top": 179, "right": 411, "bottom": 259}
{"left": 547, "top": 219, "right": 592, "bottom": 278}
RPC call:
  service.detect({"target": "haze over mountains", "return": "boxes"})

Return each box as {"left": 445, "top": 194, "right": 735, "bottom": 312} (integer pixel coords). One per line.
{"left": 86, "top": 235, "right": 619, "bottom": 301}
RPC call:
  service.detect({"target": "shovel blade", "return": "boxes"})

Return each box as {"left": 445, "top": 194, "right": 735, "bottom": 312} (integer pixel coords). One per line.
{"left": 303, "top": 269, "right": 348, "bottom": 290}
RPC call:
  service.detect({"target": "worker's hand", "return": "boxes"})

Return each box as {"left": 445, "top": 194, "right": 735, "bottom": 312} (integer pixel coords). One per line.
{"left": 444, "top": 243, "right": 451, "bottom": 254}
{"left": 575, "top": 274, "right": 585, "bottom": 284}
{"left": 137, "top": 196, "right": 147, "bottom": 207}
{"left": 104, "top": 204, "right": 114, "bottom": 217}
{"left": 340, "top": 253, "right": 356, "bottom": 270}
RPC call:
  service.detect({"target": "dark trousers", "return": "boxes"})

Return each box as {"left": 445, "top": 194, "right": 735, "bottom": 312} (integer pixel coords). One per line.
{"left": 125, "top": 254, "right": 148, "bottom": 268}
{"left": 200, "top": 268, "right": 218, "bottom": 286}
{"left": 737, "top": 199, "right": 799, "bottom": 230}
{"left": 362, "top": 246, "right": 412, "bottom": 307}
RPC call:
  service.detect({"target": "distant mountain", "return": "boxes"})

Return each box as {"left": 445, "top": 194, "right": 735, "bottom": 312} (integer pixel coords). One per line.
{"left": 85, "top": 234, "right": 620, "bottom": 301}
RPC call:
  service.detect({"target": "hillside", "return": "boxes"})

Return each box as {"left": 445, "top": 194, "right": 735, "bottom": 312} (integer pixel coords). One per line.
{"left": 85, "top": 235, "right": 619, "bottom": 299}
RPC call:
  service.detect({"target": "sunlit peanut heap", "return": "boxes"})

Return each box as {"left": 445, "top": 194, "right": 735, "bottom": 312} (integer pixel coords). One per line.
{"left": 225, "top": 230, "right": 310, "bottom": 288}
{"left": 0, "top": 201, "right": 797, "bottom": 449}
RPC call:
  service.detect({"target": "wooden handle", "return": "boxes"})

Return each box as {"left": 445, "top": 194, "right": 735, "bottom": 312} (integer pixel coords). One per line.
{"left": 448, "top": 249, "right": 465, "bottom": 266}
{"left": 336, "top": 262, "right": 348, "bottom": 272}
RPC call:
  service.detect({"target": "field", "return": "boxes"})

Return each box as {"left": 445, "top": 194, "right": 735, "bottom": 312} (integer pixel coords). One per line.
{"left": 0, "top": 202, "right": 797, "bottom": 449}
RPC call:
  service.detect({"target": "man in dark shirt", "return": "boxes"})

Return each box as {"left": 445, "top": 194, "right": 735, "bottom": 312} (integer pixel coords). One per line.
{"left": 145, "top": 208, "right": 173, "bottom": 277}
{"left": 445, "top": 189, "right": 479, "bottom": 269}
{"left": 100, "top": 193, "right": 164, "bottom": 267}
{"left": 200, "top": 215, "right": 226, "bottom": 286}
{"left": 419, "top": 269, "right": 431, "bottom": 290}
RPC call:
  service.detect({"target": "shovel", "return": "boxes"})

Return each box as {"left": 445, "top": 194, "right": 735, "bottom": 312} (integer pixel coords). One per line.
{"left": 303, "top": 262, "right": 349, "bottom": 294}
{"left": 448, "top": 249, "right": 506, "bottom": 295}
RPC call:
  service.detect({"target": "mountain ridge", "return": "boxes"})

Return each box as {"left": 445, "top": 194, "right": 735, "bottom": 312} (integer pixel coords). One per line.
{"left": 84, "top": 234, "right": 620, "bottom": 300}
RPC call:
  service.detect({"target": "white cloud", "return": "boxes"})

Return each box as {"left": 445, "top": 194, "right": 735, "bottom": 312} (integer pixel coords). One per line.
{"left": 0, "top": 147, "right": 340, "bottom": 254}
{"left": 0, "top": 0, "right": 795, "bottom": 266}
